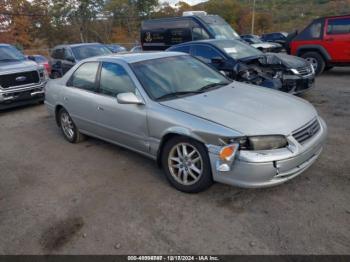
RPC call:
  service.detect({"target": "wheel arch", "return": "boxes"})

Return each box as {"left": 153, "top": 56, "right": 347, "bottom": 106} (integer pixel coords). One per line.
{"left": 296, "top": 45, "right": 331, "bottom": 62}
{"left": 156, "top": 130, "right": 207, "bottom": 167}
{"left": 54, "top": 104, "right": 65, "bottom": 127}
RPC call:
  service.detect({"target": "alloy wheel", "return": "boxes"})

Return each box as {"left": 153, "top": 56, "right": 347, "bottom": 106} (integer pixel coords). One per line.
{"left": 305, "top": 57, "right": 318, "bottom": 71}
{"left": 168, "top": 143, "right": 203, "bottom": 186}
{"left": 60, "top": 112, "right": 75, "bottom": 140}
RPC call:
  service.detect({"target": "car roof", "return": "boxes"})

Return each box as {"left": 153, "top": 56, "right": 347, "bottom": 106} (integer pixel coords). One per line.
{"left": 321, "top": 14, "right": 350, "bottom": 19}
{"left": 170, "top": 39, "right": 241, "bottom": 48}
{"left": 84, "top": 51, "right": 187, "bottom": 64}
{"left": 0, "top": 43, "right": 12, "bottom": 47}
{"left": 53, "top": 43, "right": 103, "bottom": 49}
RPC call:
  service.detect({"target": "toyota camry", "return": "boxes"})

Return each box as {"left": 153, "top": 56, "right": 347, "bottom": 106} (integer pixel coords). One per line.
{"left": 45, "top": 52, "right": 327, "bottom": 193}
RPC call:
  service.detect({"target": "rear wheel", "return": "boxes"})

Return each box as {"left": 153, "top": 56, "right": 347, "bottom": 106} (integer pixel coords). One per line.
{"left": 301, "top": 52, "right": 325, "bottom": 75}
{"left": 58, "top": 108, "right": 85, "bottom": 143}
{"left": 161, "top": 136, "right": 213, "bottom": 193}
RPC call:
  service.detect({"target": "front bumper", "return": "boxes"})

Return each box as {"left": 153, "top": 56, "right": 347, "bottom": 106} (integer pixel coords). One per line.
{"left": 208, "top": 117, "right": 327, "bottom": 188}
{"left": 281, "top": 74, "right": 315, "bottom": 94}
{"left": 0, "top": 82, "right": 46, "bottom": 110}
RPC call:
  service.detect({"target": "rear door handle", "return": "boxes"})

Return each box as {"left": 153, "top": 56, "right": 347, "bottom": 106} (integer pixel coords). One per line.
{"left": 325, "top": 38, "right": 334, "bottom": 41}
{"left": 63, "top": 97, "right": 68, "bottom": 102}
{"left": 97, "top": 106, "right": 104, "bottom": 111}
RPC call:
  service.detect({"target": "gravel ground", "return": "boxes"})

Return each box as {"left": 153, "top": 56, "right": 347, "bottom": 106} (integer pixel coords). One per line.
{"left": 0, "top": 68, "right": 349, "bottom": 255}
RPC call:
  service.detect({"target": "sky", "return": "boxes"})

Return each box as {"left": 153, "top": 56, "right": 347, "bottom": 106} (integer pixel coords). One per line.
{"left": 161, "top": 0, "right": 207, "bottom": 6}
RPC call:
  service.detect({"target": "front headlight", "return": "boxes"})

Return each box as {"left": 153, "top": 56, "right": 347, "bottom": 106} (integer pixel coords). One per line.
{"left": 290, "top": 68, "right": 300, "bottom": 75}
{"left": 230, "top": 135, "right": 288, "bottom": 151}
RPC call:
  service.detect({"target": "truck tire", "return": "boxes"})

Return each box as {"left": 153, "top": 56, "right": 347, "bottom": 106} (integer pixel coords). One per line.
{"left": 301, "top": 52, "right": 325, "bottom": 75}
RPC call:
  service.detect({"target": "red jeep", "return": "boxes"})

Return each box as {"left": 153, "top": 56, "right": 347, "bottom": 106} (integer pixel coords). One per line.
{"left": 289, "top": 15, "right": 350, "bottom": 75}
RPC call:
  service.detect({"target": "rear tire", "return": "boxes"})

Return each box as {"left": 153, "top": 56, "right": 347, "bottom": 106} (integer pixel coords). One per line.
{"left": 161, "top": 136, "right": 213, "bottom": 193}
{"left": 301, "top": 52, "right": 325, "bottom": 75}
{"left": 58, "top": 108, "right": 85, "bottom": 143}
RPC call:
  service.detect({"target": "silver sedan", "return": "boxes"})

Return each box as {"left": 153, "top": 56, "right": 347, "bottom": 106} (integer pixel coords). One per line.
{"left": 45, "top": 52, "right": 327, "bottom": 193}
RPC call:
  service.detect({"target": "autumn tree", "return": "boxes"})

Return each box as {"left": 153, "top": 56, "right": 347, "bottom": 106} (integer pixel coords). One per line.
{"left": 204, "top": 0, "right": 241, "bottom": 28}
{"left": 0, "top": 0, "right": 33, "bottom": 48}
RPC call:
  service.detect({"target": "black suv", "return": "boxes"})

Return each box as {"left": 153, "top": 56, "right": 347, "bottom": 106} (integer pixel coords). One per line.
{"left": 50, "top": 43, "right": 111, "bottom": 78}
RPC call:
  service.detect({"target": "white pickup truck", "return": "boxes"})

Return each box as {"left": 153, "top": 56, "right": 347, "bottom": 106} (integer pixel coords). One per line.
{"left": 0, "top": 44, "right": 47, "bottom": 110}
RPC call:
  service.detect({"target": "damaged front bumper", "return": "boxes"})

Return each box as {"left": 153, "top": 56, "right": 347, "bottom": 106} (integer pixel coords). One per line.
{"left": 281, "top": 73, "right": 315, "bottom": 95}
{"left": 207, "top": 117, "right": 327, "bottom": 188}
{"left": 0, "top": 82, "right": 46, "bottom": 110}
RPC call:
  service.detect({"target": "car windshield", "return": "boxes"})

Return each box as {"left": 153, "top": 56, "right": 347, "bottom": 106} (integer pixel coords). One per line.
{"left": 0, "top": 45, "right": 26, "bottom": 62}
{"left": 215, "top": 40, "right": 263, "bottom": 60}
{"left": 131, "top": 55, "right": 231, "bottom": 101}
{"left": 201, "top": 15, "right": 240, "bottom": 40}
{"left": 72, "top": 45, "right": 111, "bottom": 61}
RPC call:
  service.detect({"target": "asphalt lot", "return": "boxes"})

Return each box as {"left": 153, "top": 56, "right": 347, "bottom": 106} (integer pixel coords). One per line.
{"left": 0, "top": 68, "right": 349, "bottom": 255}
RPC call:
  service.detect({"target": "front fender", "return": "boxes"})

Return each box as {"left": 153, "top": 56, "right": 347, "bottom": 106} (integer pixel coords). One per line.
{"left": 296, "top": 45, "right": 332, "bottom": 61}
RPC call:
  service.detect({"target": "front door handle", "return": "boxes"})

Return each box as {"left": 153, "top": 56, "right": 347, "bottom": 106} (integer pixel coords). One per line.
{"left": 97, "top": 106, "right": 104, "bottom": 111}
{"left": 63, "top": 97, "right": 68, "bottom": 102}
{"left": 325, "top": 38, "right": 334, "bottom": 42}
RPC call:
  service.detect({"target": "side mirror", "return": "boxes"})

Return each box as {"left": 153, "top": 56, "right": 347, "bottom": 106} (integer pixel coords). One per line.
{"left": 27, "top": 55, "right": 35, "bottom": 61}
{"left": 117, "top": 92, "right": 144, "bottom": 105}
{"left": 211, "top": 57, "right": 224, "bottom": 64}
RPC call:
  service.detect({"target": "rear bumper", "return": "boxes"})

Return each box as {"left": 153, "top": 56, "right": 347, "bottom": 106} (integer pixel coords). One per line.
{"left": 208, "top": 117, "right": 327, "bottom": 188}
{"left": 0, "top": 82, "right": 46, "bottom": 110}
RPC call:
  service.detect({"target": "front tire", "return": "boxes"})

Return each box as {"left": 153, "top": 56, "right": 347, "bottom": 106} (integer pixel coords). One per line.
{"left": 58, "top": 108, "right": 85, "bottom": 143}
{"left": 301, "top": 52, "right": 325, "bottom": 75}
{"left": 162, "top": 137, "right": 213, "bottom": 193}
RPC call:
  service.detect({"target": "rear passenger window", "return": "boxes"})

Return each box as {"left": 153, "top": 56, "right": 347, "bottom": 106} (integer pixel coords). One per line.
{"left": 69, "top": 62, "right": 99, "bottom": 92}
{"left": 192, "top": 27, "right": 210, "bottom": 41}
{"left": 171, "top": 45, "right": 191, "bottom": 54}
{"left": 296, "top": 21, "right": 323, "bottom": 40}
{"left": 52, "top": 48, "right": 64, "bottom": 59}
{"left": 99, "top": 62, "right": 136, "bottom": 97}
{"left": 327, "top": 18, "right": 350, "bottom": 35}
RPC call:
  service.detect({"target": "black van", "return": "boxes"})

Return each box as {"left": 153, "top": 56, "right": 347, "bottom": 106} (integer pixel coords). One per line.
{"left": 141, "top": 15, "right": 240, "bottom": 51}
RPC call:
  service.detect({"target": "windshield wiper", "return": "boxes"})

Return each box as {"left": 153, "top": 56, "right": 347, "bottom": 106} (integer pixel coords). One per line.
{"left": 197, "top": 82, "right": 229, "bottom": 92}
{"left": 156, "top": 91, "right": 202, "bottom": 101}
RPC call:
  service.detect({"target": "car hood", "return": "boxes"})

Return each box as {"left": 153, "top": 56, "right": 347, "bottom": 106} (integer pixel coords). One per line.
{"left": 268, "top": 53, "right": 308, "bottom": 68}
{"left": 242, "top": 53, "right": 308, "bottom": 69}
{"left": 0, "top": 60, "right": 39, "bottom": 74}
{"left": 159, "top": 83, "right": 317, "bottom": 136}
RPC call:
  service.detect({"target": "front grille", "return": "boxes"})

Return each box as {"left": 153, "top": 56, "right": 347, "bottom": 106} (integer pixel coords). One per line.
{"left": 296, "top": 66, "right": 313, "bottom": 76}
{"left": 0, "top": 71, "right": 40, "bottom": 89}
{"left": 293, "top": 119, "right": 320, "bottom": 144}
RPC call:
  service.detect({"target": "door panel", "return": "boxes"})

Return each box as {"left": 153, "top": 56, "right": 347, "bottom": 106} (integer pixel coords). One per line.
{"left": 324, "top": 17, "right": 350, "bottom": 62}
{"left": 93, "top": 62, "right": 149, "bottom": 153}
{"left": 94, "top": 94, "right": 148, "bottom": 153}
{"left": 63, "top": 87, "right": 99, "bottom": 132}
{"left": 63, "top": 62, "right": 100, "bottom": 132}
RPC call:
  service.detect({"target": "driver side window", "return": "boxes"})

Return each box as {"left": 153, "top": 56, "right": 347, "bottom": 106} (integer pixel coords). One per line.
{"left": 99, "top": 62, "right": 136, "bottom": 97}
